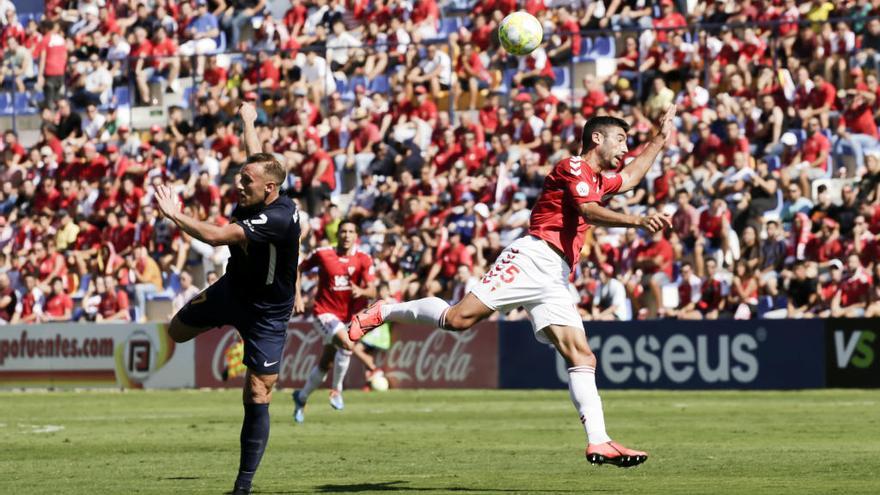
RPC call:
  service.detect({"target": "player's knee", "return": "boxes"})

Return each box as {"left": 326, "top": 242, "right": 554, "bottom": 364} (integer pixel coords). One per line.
{"left": 443, "top": 309, "right": 476, "bottom": 332}
{"left": 167, "top": 316, "right": 189, "bottom": 343}
{"left": 558, "top": 340, "right": 596, "bottom": 368}
{"left": 245, "top": 374, "right": 276, "bottom": 404}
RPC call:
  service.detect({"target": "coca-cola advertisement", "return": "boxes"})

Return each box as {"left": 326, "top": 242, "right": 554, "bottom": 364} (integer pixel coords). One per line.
{"left": 376, "top": 322, "right": 498, "bottom": 389}
{"left": 194, "top": 321, "right": 499, "bottom": 389}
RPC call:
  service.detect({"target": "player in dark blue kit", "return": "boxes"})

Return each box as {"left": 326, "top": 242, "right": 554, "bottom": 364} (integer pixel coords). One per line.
{"left": 155, "top": 103, "right": 300, "bottom": 495}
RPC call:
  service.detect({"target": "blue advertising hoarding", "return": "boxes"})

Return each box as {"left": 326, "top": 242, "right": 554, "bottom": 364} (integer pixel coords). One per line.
{"left": 498, "top": 319, "right": 826, "bottom": 390}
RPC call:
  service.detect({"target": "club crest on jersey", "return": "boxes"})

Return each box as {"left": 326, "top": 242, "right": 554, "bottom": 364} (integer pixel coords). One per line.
{"left": 348, "top": 266, "right": 355, "bottom": 275}
{"left": 576, "top": 181, "right": 590, "bottom": 197}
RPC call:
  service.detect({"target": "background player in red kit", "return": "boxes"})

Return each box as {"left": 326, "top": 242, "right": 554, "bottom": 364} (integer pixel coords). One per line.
{"left": 349, "top": 107, "right": 676, "bottom": 468}
{"left": 292, "top": 220, "right": 376, "bottom": 422}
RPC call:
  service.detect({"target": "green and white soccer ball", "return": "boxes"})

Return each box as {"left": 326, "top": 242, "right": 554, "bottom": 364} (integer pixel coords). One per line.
{"left": 370, "top": 373, "right": 390, "bottom": 392}
{"left": 498, "top": 11, "right": 544, "bottom": 56}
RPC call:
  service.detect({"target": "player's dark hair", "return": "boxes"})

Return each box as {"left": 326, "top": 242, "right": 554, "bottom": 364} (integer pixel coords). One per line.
{"left": 246, "top": 153, "right": 286, "bottom": 185}
{"left": 339, "top": 218, "right": 359, "bottom": 233}
{"left": 580, "top": 116, "right": 630, "bottom": 154}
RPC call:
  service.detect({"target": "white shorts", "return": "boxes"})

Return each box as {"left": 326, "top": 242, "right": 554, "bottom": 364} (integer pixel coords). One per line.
{"left": 470, "top": 236, "right": 583, "bottom": 343}
{"left": 313, "top": 313, "right": 346, "bottom": 345}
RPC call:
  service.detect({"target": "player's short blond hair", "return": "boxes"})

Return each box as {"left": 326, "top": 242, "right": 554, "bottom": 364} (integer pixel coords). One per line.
{"left": 247, "top": 153, "right": 286, "bottom": 185}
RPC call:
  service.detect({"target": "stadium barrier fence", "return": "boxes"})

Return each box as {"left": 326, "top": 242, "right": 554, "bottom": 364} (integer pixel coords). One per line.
{"left": 1, "top": 319, "right": 876, "bottom": 389}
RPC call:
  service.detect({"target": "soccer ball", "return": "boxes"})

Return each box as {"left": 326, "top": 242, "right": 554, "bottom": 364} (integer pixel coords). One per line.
{"left": 498, "top": 11, "right": 544, "bottom": 56}
{"left": 369, "top": 372, "right": 390, "bottom": 392}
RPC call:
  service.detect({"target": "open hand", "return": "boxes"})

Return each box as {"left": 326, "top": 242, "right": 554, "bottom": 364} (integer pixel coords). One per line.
{"left": 154, "top": 184, "right": 182, "bottom": 221}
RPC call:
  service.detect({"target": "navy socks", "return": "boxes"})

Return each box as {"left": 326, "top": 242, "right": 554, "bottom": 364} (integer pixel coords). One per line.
{"left": 235, "top": 403, "right": 270, "bottom": 490}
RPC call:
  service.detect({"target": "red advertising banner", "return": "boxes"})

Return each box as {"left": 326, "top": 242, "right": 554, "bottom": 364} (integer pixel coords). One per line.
{"left": 193, "top": 321, "right": 499, "bottom": 389}
{"left": 377, "top": 322, "right": 498, "bottom": 389}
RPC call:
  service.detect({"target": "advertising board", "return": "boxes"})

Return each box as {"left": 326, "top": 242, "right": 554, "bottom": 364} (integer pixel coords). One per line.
{"left": 0, "top": 324, "right": 194, "bottom": 388}
{"left": 498, "top": 319, "right": 826, "bottom": 390}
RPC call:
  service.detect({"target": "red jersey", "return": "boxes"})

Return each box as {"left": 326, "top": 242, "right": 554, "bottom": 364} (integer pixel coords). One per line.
{"left": 301, "top": 247, "right": 375, "bottom": 321}
{"left": 44, "top": 293, "right": 73, "bottom": 318}
{"left": 438, "top": 241, "right": 473, "bottom": 279}
{"left": 300, "top": 150, "right": 336, "bottom": 190}
{"left": 840, "top": 269, "right": 873, "bottom": 307}
{"left": 802, "top": 132, "right": 830, "bottom": 168}
{"left": 37, "top": 32, "right": 67, "bottom": 76}
{"left": 529, "top": 156, "right": 624, "bottom": 268}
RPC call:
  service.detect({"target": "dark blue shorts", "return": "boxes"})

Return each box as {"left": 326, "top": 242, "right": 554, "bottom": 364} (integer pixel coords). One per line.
{"left": 177, "top": 277, "right": 287, "bottom": 375}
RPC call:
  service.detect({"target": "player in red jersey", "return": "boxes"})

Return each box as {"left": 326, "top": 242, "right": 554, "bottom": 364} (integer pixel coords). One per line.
{"left": 292, "top": 219, "right": 376, "bottom": 422}
{"left": 349, "top": 107, "right": 676, "bottom": 467}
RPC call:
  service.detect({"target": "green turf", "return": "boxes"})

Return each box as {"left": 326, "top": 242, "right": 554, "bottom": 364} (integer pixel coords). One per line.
{"left": 1, "top": 389, "right": 879, "bottom": 494}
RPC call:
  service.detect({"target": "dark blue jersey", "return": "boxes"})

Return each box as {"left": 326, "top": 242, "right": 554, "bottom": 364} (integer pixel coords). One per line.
{"left": 228, "top": 195, "right": 301, "bottom": 320}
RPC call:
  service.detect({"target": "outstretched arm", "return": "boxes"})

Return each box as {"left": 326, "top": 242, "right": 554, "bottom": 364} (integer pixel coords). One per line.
{"left": 239, "top": 102, "right": 262, "bottom": 157}
{"left": 155, "top": 184, "right": 246, "bottom": 246}
{"left": 580, "top": 202, "right": 671, "bottom": 233}
{"left": 618, "top": 106, "right": 676, "bottom": 193}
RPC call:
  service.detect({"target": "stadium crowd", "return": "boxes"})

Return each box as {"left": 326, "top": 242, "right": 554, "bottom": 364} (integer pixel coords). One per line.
{"left": 2, "top": 0, "right": 880, "bottom": 324}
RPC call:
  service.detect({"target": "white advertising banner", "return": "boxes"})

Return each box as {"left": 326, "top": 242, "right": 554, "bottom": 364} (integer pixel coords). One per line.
{"left": 0, "top": 324, "right": 194, "bottom": 389}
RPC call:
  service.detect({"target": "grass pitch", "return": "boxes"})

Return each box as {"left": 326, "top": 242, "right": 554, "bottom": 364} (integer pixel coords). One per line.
{"left": 1, "top": 389, "right": 878, "bottom": 494}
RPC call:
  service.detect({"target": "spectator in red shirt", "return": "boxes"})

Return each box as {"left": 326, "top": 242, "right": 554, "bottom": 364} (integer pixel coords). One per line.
{"left": 456, "top": 43, "right": 491, "bottom": 111}
{"left": 192, "top": 172, "right": 221, "bottom": 218}
{"left": 35, "top": 21, "right": 67, "bottom": 109}
{"left": 42, "top": 277, "right": 73, "bottom": 322}
{"left": 580, "top": 75, "right": 607, "bottom": 119}
{"left": 635, "top": 229, "right": 674, "bottom": 314}
{"left": 12, "top": 273, "right": 44, "bottom": 324}
{"left": 833, "top": 90, "right": 880, "bottom": 171}
{"left": 338, "top": 108, "right": 381, "bottom": 194}
{"left": 784, "top": 117, "right": 830, "bottom": 195}
{"left": 425, "top": 231, "right": 473, "bottom": 297}
{"left": 800, "top": 73, "right": 837, "bottom": 129}
{"left": 718, "top": 121, "right": 750, "bottom": 168}
{"left": 697, "top": 198, "right": 732, "bottom": 261}
{"left": 696, "top": 258, "right": 726, "bottom": 320}
{"left": 831, "top": 254, "right": 873, "bottom": 317}
{"left": 654, "top": 0, "right": 687, "bottom": 45}
{"left": 83, "top": 274, "right": 128, "bottom": 321}
{"left": 298, "top": 135, "right": 335, "bottom": 216}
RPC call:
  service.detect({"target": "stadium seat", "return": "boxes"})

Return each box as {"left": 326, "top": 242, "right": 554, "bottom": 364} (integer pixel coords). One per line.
{"left": 349, "top": 75, "right": 367, "bottom": 93}
{"left": 334, "top": 77, "right": 349, "bottom": 95}
{"left": 591, "top": 37, "right": 615, "bottom": 58}
{"left": 13, "top": 93, "right": 37, "bottom": 114}
{"left": 573, "top": 37, "right": 593, "bottom": 63}
{"left": 439, "top": 18, "right": 461, "bottom": 37}
{"left": 211, "top": 32, "right": 227, "bottom": 55}
{"left": 369, "top": 74, "right": 390, "bottom": 94}
{"left": 762, "top": 189, "right": 785, "bottom": 222}
{"left": 552, "top": 67, "right": 571, "bottom": 89}
{"left": 73, "top": 273, "right": 92, "bottom": 299}
{"left": 766, "top": 155, "right": 781, "bottom": 172}
{"left": 0, "top": 93, "right": 11, "bottom": 115}
{"left": 497, "top": 68, "right": 517, "bottom": 92}
{"left": 114, "top": 86, "right": 131, "bottom": 107}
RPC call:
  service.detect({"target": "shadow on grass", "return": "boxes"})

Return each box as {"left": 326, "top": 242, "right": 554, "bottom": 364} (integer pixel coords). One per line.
{"left": 264, "top": 480, "right": 585, "bottom": 493}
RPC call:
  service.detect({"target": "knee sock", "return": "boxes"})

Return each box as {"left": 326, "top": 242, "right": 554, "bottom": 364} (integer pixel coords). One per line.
{"left": 381, "top": 297, "right": 450, "bottom": 327}
{"left": 235, "top": 403, "right": 270, "bottom": 490}
{"left": 568, "top": 366, "right": 611, "bottom": 445}
{"left": 332, "top": 349, "right": 352, "bottom": 392}
{"left": 299, "top": 365, "right": 326, "bottom": 402}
